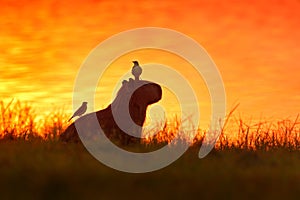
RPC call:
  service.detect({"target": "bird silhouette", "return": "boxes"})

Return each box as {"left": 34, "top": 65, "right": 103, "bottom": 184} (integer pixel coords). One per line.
{"left": 131, "top": 61, "right": 142, "bottom": 81}
{"left": 68, "top": 102, "right": 87, "bottom": 122}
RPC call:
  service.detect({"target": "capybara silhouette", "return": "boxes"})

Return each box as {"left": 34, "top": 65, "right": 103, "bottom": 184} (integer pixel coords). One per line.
{"left": 60, "top": 80, "right": 162, "bottom": 144}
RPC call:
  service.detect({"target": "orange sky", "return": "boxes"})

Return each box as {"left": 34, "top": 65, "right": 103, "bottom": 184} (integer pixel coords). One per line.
{"left": 1, "top": 0, "right": 300, "bottom": 124}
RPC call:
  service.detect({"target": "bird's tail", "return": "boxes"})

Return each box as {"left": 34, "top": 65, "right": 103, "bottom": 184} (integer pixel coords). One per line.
{"left": 68, "top": 116, "right": 74, "bottom": 122}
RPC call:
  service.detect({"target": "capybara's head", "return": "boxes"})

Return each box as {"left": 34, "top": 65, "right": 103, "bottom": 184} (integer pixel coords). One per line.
{"left": 130, "top": 83, "right": 162, "bottom": 106}
{"left": 125, "top": 82, "right": 162, "bottom": 127}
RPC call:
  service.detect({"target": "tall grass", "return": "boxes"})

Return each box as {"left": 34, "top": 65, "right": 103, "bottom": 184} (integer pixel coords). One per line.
{"left": 0, "top": 99, "right": 69, "bottom": 140}
{"left": 0, "top": 100, "right": 299, "bottom": 150}
{"left": 216, "top": 114, "right": 300, "bottom": 151}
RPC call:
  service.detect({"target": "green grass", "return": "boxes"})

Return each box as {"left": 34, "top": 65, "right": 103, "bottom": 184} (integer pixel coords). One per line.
{"left": 0, "top": 140, "right": 300, "bottom": 200}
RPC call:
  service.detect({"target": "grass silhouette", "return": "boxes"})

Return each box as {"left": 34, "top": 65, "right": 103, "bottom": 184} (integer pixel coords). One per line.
{"left": 0, "top": 100, "right": 299, "bottom": 151}
{"left": 0, "top": 100, "right": 300, "bottom": 199}
{"left": 0, "top": 99, "right": 69, "bottom": 140}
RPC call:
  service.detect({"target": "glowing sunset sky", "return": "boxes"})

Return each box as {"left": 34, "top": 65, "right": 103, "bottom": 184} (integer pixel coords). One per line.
{"left": 1, "top": 0, "right": 299, "bottom": 123}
